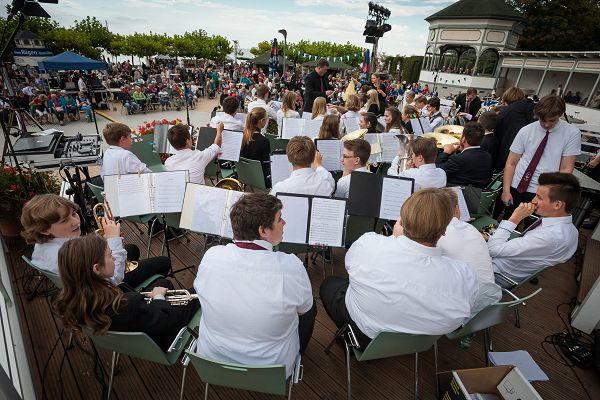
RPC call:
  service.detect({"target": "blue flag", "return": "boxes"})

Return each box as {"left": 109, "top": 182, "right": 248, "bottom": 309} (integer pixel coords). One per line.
{"left": 269, "top": 38, "right": 279, "bottom": 77}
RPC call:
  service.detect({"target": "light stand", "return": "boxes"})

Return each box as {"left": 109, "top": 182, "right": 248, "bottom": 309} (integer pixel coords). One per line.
{"left": 363, "top": 2, "right": 391, "bottom": 73}
{"left": 278, "top": 29, "right": 287, "bottom": 76}
{"left": 183, "top": 85, "right": 191, "bottom": 125}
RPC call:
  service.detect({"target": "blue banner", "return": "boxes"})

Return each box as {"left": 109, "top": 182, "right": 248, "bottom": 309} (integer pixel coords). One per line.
{"left": 13, "top": 48, "right": 53, "bottom": 57}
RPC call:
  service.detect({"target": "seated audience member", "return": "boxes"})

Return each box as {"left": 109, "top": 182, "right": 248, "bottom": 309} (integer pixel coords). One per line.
{"left": 47, "top": 93, "right": 66, "bottom": 126}
{"left": 54, "top": 235, "right": 198, "bottom": 351}
{"left": 436, "top": 122, "right": 492, "bottom": 189}
{"left": 320, "top": 189, "right": 479, "bottom": 349}
{"left": 271, "top": 136, "right": 335, "bottom": 197}
{"left": 241, "top": 107, "right": 271, "bottom": 186}
{"left": 311, "top": 97, "right": 328, "bottom": 120}
{"left": 194, "top": 193, "right": 315, "bottom": 377}
{"left": 488, "top": 172, "right": 580, "bottom": 286}
{"left": 21, "top": 194, "right": 171, "bottom": 290}
{"left": 101, "top": 122, "right": 151, "bottom": 181}
{"left": 359, "top": 112, "right": 379, "bottom": 133}
{"left": 165, "top": 123, "right": 222, "bottom": 185}
{"left": 338, "top": 94, "right": 362, "bottom": 136}
{"left": 317, "top": 115, "right": 340, "bottom": 140}
{"left": 61, "top": 90, "right": 78, "bottom": 121}
{"left": 334, "top": 139, "right": 371, "bottom": 198}
{"left": 388, "top": 137, "right": 446, "bottom": 189}
{"left": 478, "top": 111, "right": 499, "bottom": 166}
{"left": 383, "top": 106, "right": 404, "bottom": 134}
{"left": 426, "top": 97, "right": 444, "bottom": 131}
{"left": 277, "top": 91, "right": 300, "bottom": 129}
{"left": 210, "top": 97, "right": 244, "bottom": 131}
{"left": 438, "top": 188, "right": 501, "bottom": 311}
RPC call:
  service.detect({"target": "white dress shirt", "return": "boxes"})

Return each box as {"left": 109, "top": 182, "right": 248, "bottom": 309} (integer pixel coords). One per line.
{"left": 32, "top": 237, "right": 127, "bottom": 285}
{"left": 489, "top": 215, "right": 578, "bottom": 281}
{"left": 345, "top": 233, "right": 479, "bottom": 338}
{"left": 429, "top": 112, "right": 444, "bottom": 131}
{"left": 510, "top": 120, "right": 581, "bottom": 193}
{"left": 164, "top": 145, "right": 220, "bottom": 185}
{"left": 194, "top": 241, "right": 313, "bottom": 377}
{"left": 277, "top": 109, "right": 300, "bottom": 133}
{"left": 271, "top": 167, "right": 335, "bottom": 197}
{"left": 247, "top": 98, "right": 277, "bottom": 133}
{"left": 101, "top": 146, "right": 151, "bottom": 181}
{"left": 437, "top": 218, "right": 501, "bottom": 311}
{"left": 209, "top": 113, "right": 245, "bottom": 131}
{"left": 334, "top": 166, "right": 369, "bottom": 198}
{"left": 388, "top": 162, "right": 447, "bottom": 189}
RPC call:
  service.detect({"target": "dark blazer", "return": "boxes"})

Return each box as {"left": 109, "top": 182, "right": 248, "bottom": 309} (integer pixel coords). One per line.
{"left": 481, "top": 131, "right": 499, "bottom": 166}
{"left": 455, "top": 93, "right": 482, "bottom": 117}
{"left": 303, "top": 70, "right": 330, "bottom": 112}
{"left": 436, "top": 146, "right": 492, "bottom": 189}
{"left": 494, "top": 98, "right": 535, "bottom": 170}
{"left": 109, "top": 292, "right": 200, "bottom": 351}
{"left": 240, "top": 132, "right": 272, "bottom": 186}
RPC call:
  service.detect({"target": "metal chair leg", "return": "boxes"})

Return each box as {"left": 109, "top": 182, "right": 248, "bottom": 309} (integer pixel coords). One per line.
{"left": 107, "top": 351, "right": 117, "bottom": 400}
{"left": 288, "top": 377, "right": 293, "bottom": 400}
{"left": 483, "top": 329, "right": 490, "bottom": 366}
{"left": 514, "top": 308, "right": 521, "bottom": 328}
{"left": 434, "top": 341, "right": 439, "bottom": 398}
{"left": 179, "top": 364, "right": 188, "bottom": 400}
{"left": 204, "top": 383, "right": 209, "bottom": 400}
{"left": 325, "top": 324, "right": 348, "bottom": 354}
{"left": 66, "top": 330, "right": 74, "bottom": 350}
{"left": 345, "top": 341, "right": 352, "bottom": 400}
{"left": 147, "top": 218, "right": 158, "bottom": 258}
{"left": 414, "top": 352, "right": 419, "bottom": 400}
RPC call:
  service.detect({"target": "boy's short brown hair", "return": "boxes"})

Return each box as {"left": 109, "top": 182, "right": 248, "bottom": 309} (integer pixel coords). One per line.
{"left": 343, "top": 139, "right": 371, "bottom": 166}
{"left": 538, "top": 172, "right": 581, "bottom": 213}
{"left": 103, "top": 122, "right": 131, "bottom": 146}
{"left": 534, "top": 95, "right": 566, "bottom": 120}
{"left": 222, "top": 96, "right": 240, "bottom": 115}
{"left": 462, "top": 122, "right": 485, "bottom": 146}
{"left": 478, "top": 111, "right": 498, "bottom": 132}
{"left": 256, "top": 84, "right": 269, "bottom": 99}
{"left": 167, "top": 124, "right": 191, "bottom": 150}
{"left": 230, "top": 193, "right": 282, "bottom": 241}
{"left": 401, "top": 188, "right": 453, "bottom": 244}
{"left": 409, "top": 137, "right": 438, "bottom": 164}
{"left": 286, "top": 136, "right": 316, "bottom": 167}
{"left": 20, "top": 194, "right": 79, "bottom": 244}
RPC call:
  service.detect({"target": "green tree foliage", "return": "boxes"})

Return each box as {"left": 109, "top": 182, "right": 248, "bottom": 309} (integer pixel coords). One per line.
{"left": 44, "top": 27, "right": 101, "bottom": 59}
{"left": 508, "top": 0, "right": 600, "bottom": 51}
{"left": 401, "top": 56, "right": 424, "bottom": 84}
{"left": 251, "top": 39, "right": 364, "bottom": 66}
{"left": 72, "top": 16, "right": 113, "bottom": 52}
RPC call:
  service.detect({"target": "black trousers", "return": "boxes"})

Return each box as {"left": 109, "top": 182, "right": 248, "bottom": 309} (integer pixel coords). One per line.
{"left": 319, "top": 276, "right": 372, "bottom": 350}
{"left": 298, "top": 301, "right": 317, "bottom": 354}
{"left": 122, "top": 255, "right": 171, "bottom": 290}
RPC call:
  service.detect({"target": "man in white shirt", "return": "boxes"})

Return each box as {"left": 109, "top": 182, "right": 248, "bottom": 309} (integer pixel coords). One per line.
{"left": 194, "top": 193, "right": 315, "bottom": 377}
{"left": 488, "top": 172, "right": 580, "bottom": 286}
{"left": 100, "top": 122, "right": 151, "bottom": 181}
{"left": 335, "top": 139, "right": 371, "bottom": 198}
{"left": 501, "top": 95, "right": 581, "bottom": 216}
{"left": 426, "top": 97, "right": 444, "bottom": 131}
{"left": 388, "top": 137, "right": 446, "bottom": 189}
{"left": 320, "top": 189, "right": 479, "bottom": 349}
{"left": 438, "top": 188, "right": 501, "bottom": 311}
{"left": 165, "top": 123, "right": 222, "bottom": 185}
{"left": 209, "top": 97, "right": 245, "bottom": 131}
{"left": 247, "top": 84, "right": 277, "bottom": 133}
{"left": 271, "top": 136, "right": 335, "bottom": 197}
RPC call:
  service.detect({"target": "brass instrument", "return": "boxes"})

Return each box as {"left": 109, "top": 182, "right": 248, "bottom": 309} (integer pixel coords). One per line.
{"left": 141, "top": 289, "right": 199, "bottom": 306}
{"left": 423, "top": 132, "right": 460, "bottom": 149}
{"left": 434, "top": 124, "right": 464, "bottom": 138}
{"left": 92, "top": 195, "right": 139, "bottom": 273}
{"left": 341, "top": 128, "right": 368, "bottom": 142}
{"left": 215, "top": 177, "right": 243, "bottom": 191}
{"left": 395, "top": 134, "right": 413, "bottom": 173}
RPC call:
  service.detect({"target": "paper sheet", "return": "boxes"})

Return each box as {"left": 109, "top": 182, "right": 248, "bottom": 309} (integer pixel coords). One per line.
{"left": 303, "top": 119, "right": 323, "bottom": 139}
{"left": 343, "top": 117, "right": 360, "bottom": 134}
{"left": 282, "top": 118, "right": 305, "bottom": 139}
{"left": 302, "top": 112, "right": 313, "bottom": 120}
{"left": 316, "top": 140, "right": 343, "bottom": 171}
{"left": 380, "top": 133, "right": 400, "bottom": 163}
{"left": 279, "top": 195, "right": 309, "bottom": 244}
{"left": 364, "top": 133, "right": 382, "bottom": 163}
{"left": 189, "top": 185, "right": 228, "bottom": 236}
{"left": 308, "top": 197, "right": 346, "bottom": 247}
{"left": 116, "top": 174, "right": 152, "bottom": 217}
{"left": 152, "top": 171, "right": 188, "bottom": 213}
{"left": 270, "top": 154, "right": 293, "bottom": 186}
{"left": 379, "top": 177, "right": 413, "bottom": 220}
{"left": 450, "top": 186, "right": 471, "bottom": 222}
{"left": 489, "top": 351, "right": 549, "bottom": 382}
{"left": 219, "top": 130, "right": 243, "bottom": 162}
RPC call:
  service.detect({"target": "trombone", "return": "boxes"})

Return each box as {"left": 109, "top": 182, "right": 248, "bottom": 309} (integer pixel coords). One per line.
{"left": 92, "top": 194, "right": 139, "bottom": 273}
{"left": 141, "top": 289, "right": 199, "bottom": 306}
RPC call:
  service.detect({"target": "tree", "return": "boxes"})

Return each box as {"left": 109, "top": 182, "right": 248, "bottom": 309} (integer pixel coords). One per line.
{"left": 44, "top": 27, "right": 101, "bottom": 59}
{"left": 250, "top": 39, "right": 364, "bottom": 66}
{"left": 205, "top": 35, "right": 232, "bottom": 62}
{"left": 72, "top": 16, "right": 113, "bottom": 52}
{"left": 401, "top": 56, "right": 424, "bottom": 84}
{"left": 508, "top": 0, "right": 600, "bottom": 51}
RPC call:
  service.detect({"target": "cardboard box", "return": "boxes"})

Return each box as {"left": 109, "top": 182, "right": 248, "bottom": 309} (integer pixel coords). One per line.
{"left": 439, "top": 365, "right": 543, "bottom": 400}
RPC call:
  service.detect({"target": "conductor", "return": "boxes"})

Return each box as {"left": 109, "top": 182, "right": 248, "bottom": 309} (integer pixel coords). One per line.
{"left": 303, "top": 58, "right": 333, "bottom": 113}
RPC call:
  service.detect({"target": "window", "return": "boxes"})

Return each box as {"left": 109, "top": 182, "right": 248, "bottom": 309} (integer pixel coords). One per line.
{"left": 476, "top": 49, "right": 499, "bottom": 76}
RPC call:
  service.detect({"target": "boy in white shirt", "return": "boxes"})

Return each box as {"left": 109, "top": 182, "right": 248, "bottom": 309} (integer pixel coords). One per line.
{"left": 165, "top": 123, "right": 222, "bottom": 185}
{"left": 209, "top": 97, "right": 245, "bottom": 131}
{"left": 334, "top": 139, "right": 371, "bottom": 198}
{"left": 100, "top": 122, "right": 151, "bottom": 181}
{"left": 271, "top": 136, "right": 335, "bottom": 197}
{"left": 388, "top": 137, "right": 446, "bottom": 189}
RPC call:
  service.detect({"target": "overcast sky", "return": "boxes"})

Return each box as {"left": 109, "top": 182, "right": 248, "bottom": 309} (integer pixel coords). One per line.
{"left": 1, "top": 0, "right": 458, "bottom": 56}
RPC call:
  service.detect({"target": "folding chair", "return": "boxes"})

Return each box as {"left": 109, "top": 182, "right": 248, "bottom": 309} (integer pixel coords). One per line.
{"left": 236, "top": 157, "right": 267, "bottom": 191}
{"left": 495, "top": 268, "right": 548, "bottom": 328}
{"left": 130, "top": 134, "right": 167, "bottom": 172}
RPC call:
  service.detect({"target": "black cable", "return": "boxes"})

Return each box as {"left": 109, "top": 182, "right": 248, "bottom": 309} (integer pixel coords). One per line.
{"left": 73, "top": 332, "right": 108, "bottom": 398}
{"left": 40, "top": 327, "right": 64, "bottom": 400}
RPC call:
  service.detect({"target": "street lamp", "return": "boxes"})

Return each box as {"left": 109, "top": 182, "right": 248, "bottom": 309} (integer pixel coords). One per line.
{"left": 278, "top": 29, "right": 287, "bottom": 76}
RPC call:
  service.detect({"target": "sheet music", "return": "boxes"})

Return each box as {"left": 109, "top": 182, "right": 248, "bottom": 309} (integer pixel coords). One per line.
{"left": 308, "top": 197, "right": 346, "bottom": 247}
{"left": 188, "top": 185, "right": 228, "bottom": 236}
{"left": 343, "top": 117, "right": 360, "bottom": 134}
{"left": 302, "top": 112, "right": 313, "bottom": 120}
{"left": 380, "top": 133, "right": 400, "bottom": 163}
{"left": 303, "top": 119, "right": 323, "bottom": 139}
{"left": 364, "top": 133, "right": 382, "bottom": 163}
{"left": 282, "top": 118, "right": 305, "bottom": 139}
{"left": 270, "top": 101, "right": 282, "bottom": 112}
{"left": 451, "top": 186, "right": 471, "bottom": 222}
{"left": 316, "top": 140, "right": 343, "bottom": 171}
{"left": 379, "top": 177, "right": 413, "bottom": 220}
{"left": 279, "top": 195, "right": 309, "bottom": 244}
{"left": 216, "top": 112, "right": 246, "bottom": 126}
{"left": 152, "top": 171, "right": 188, "bottom": 213}
{"left": 221, "top": 190, "right": 245, "bottom": 239}
{"left": 219, "top": 130, "right": 243, "bottom": 162}
{"left": 270, "top": 154, "right": 293, "bottom": 186}
{"left": 116, "top": 174, "right": 152, "bottom": 217}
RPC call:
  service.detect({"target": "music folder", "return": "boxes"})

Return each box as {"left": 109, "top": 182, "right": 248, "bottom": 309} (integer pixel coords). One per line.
{"left": 314, "top": 139, "right": 343, "bottom": 171}
{"left": 276, "top": 193, "right": 347, "bottom": 247}
{"left": 195, "top": 127, "right": 217, "bottom": 151}
{"left": 363, "top": 133, "right": 400, "bottom": 163}
{"left": 347, "top": 171, "right": 414, "bottom": 221}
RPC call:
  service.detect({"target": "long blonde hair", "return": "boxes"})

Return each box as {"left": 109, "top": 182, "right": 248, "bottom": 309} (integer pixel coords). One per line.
{"left": 318, "top": 115, "right": 340, "bottom": 139}
{"left": 365, "top": 89, "right": 380, "bottom": 111}
{"left": 311, "top": 97, "right": 327, "bottom": 119}
{"left": 243, "top": 107, "right": 267, "bottom": 146}
{"left": 281, "top": 91, "right": 298, "bottom": 116}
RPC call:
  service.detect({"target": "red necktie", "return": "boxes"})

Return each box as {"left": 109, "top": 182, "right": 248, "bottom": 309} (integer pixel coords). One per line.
{"left": 235, "top": 242, "right": 268, "bottom": 251}
{"left": 320, "top": 77, "right": 324, "bottom": 93}
{"left": 516, "top": 130, "right": 550, "bottom": 193}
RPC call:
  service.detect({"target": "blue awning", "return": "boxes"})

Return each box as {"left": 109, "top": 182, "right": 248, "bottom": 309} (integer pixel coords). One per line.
{"left": 37, "top": 51, "right": 107, "bottom": 71}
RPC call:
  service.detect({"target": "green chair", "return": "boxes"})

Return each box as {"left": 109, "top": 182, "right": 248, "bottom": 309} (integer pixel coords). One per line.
{"left": 345, "top": 216, "right": 376, "bottom": 245}
{"left": 325, "top": 325, "right": 440, "bottom": 400}
{"left": 446, "top": 288, "right": 542, "bottom": 364}
{"left": 267, "top": 135, "right": 289, "bottom": 153}
{"left": 485, "top": 172, "right": 504, "bottom": 192}
{"left": 183, "top": 350, "right": 302, "bottom": 399}
{"left": 204, "top": 161, "right": 218, "bottom": 185}
{"left": 475, "top": 189, "right": 501, "bottom": 217}
{"left": 495, "top": 268, "right": 548, "bottom": 328}
{"left": 82, "top": 309, "right": 201, "bottom": 400}
{"left": 236, "top": 157, "right": 267, "bottom": 191}
{"left": 21, "top": 255, "right": 62, "bottom": 289}
{"left": 130, "top": 134, "right": 166, "bottom": 172}
{"left": 470, "top": 215, "right": 499, "bottom": 232}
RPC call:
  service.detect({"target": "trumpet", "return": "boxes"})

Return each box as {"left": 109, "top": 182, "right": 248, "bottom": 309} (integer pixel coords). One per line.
{"left": 92, "top": 195, "right": 139, "bottom": 273}
{"left": 141, "top": 289, "right": 199, "bottom": 306}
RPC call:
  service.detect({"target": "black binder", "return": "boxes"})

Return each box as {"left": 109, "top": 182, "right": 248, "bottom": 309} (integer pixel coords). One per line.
{"left": 195, "top": 127, "right": 217, "bottom": 151}
{"left": 347, "top": 171, "right": 414, "bottom": 220}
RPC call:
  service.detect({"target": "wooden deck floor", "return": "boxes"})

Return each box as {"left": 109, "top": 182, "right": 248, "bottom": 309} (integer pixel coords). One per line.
{"left": 4, "top": 221, "right": 600, "bottom": 400}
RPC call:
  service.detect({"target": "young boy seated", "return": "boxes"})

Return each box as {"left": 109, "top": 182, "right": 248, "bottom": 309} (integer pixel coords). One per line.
{"left": 388, "top": 137, "right": 447, "bottom": 189}
{"left": 270, "top": 136, "right": 335, "bottom": 197}
{"left": 209, "top": 97, "right": 245, "bottom": 131}
{"left": 478, "top": 111, "right": 499, "bottom": 166}
{"left": 165, "top": 123, "right": 223, "bottom": 185}
{"left": 20, "top": 194, "right": 171, "bottom": 290}
{"left": 101, "top": 122, "right": 151, "bottom": 181}
{"left": 334, "top": 139, "right": 371, "bottom": 198}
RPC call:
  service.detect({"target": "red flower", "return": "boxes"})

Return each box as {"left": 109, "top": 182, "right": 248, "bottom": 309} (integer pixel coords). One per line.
{"left": 9, "top": 184, "right": 18, "bottom": 191}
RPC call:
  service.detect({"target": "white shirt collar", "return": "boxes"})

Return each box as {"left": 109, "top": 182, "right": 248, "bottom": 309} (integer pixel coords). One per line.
{"left": 47, "top": 237, "right": 71, "bottom": 246}
{"left": 174, "top": 148, "right": 193, "bottom": 155}
{"left": 234, "top": 239, "right": 274, "bottom": 251}
{"left": 461, "top": 146, "right": 481, "bottom": 152}
{"left": 418, "top": 163, "right": 436, "bottom": 170}
{"left": 541, "top": 215, "right": 572, "bottom": 227}
{"left": 355, "top": 166, "right": 369, "bottom": 172}
{"left": 291, "top": 167, "right": 313, "bottom": 176}
{"left": 397, "top": 235, "right": 441, "bottom": 256}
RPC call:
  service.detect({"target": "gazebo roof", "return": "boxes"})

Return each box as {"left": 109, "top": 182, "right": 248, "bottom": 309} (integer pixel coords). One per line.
{"left": 425, "top": 0, "right": 522, "bottom": 22}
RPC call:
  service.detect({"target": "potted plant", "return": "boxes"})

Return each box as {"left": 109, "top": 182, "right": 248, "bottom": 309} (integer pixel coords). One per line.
{"left": 0, "top": 163, "right": 61, "bottom": 237}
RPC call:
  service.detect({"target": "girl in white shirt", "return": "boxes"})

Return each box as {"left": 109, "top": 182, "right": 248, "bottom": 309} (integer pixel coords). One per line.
{"left": 276, "top": 91, "right": 300, "bottom": 132}
{"left": 311, "top": 97, "right": 327, "bottom": 120}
